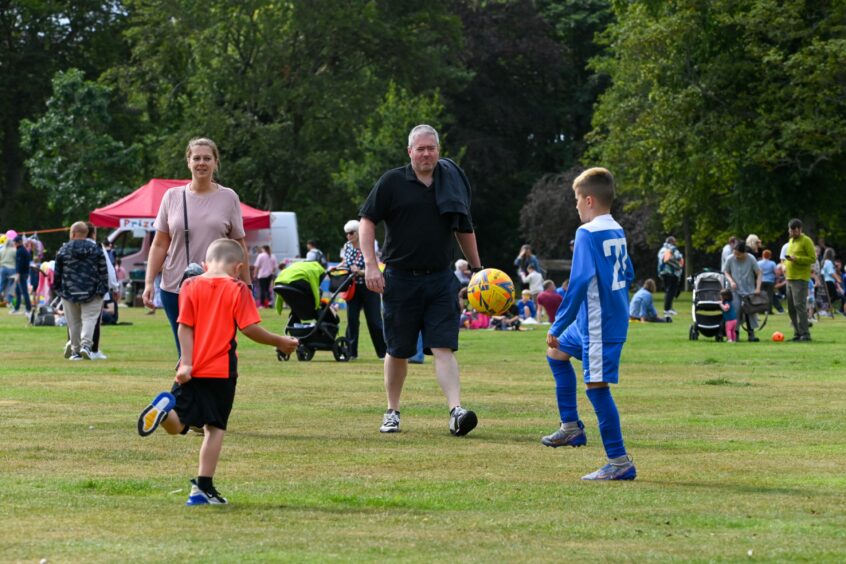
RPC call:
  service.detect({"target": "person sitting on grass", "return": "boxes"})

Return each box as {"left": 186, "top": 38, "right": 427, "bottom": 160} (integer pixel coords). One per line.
{"left": 136, "top": 238, "right": 299, "bottom": 506}
{"left": 556, "top": 279, "right": 569, "bottom": 299}
{"left": 490, "top": 303, "right": 522, "bottom": 331}
{"left": 628, "top": 279, "right": 670, "bottom": 323}
{"left": 537, "top": 280, "right": 563, "bottom": 323}
{"left": 516, "top": 289, "right": 537, "bottom": 322}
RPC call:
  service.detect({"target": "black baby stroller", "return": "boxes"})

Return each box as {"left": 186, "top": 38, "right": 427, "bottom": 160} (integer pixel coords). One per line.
{"left": 273, "top": 268, "right": 355, "bottom": 362}
{"left": 688, "top": 271, "right": 727, "bottom": 341}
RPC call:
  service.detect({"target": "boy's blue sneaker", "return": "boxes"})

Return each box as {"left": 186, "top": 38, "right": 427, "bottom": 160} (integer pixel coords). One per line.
{"left": 137, "top": 392, "right": 176, "bottom": 437}
{"left": 541, "top": 421, "right": 587, "bottom": 448}
{"left": 581, "top": 458, "right": 637, "bottom": 481}
{"left": 186, "top": 479, "right": 228, "bottom": 506}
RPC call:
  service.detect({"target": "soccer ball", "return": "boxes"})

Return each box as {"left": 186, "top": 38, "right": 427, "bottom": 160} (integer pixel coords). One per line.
{"left": 772, "top": 331, "right": 784, "bottom": 342}
{"left": 466, "top": 268, "right": 515, "bottom": 316}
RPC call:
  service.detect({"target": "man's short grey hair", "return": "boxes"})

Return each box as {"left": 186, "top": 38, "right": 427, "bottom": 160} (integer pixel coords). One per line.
{"left": 407, "top": 124, "right": 440, "bottom": 148}
{"left": 455, "top": 259, "right": 468, "bottom": 270}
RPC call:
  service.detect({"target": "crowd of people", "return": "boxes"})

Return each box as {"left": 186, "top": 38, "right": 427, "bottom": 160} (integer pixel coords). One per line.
{"left": 715, "top": 221, "right": 843, "bottom": 342}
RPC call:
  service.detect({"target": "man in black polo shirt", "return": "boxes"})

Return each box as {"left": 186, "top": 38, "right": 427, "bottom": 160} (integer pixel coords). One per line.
{"left": 359, "top": 124, "right": 483, "bottom": 436}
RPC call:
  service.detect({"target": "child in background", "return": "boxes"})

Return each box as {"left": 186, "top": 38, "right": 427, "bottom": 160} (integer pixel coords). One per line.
{"left": 520, "top": 263, "right": 544, "bottom": 304}
{"left": 720, "top": 288, "right": 738, "bottom": 342}
{"left": 459, "top": 287, "right": 490, "bottom": 329}
{"left": 516, "top": 289, "right": 537, "bottom": 322}
{"left": 137, "top": 238, "right": 299, "bottom": 505}
{"left": 807, "top": 277, "right": 817, "bottom": 324}
{"left": 543, "top": 167, "right": 636, "bottom": 481}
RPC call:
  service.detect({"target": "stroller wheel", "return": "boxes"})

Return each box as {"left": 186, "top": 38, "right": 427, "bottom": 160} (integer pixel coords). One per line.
{"left": 296, "top": 345, "right": 315, "bottom": 361}
{"left": 277, "top": 350, "right": 290, "bottom": 361}
{"left": 689, "top": 326, "right": 698, "bottom": 341}
{"left": 332, "top": 337, "right": 351, "bottom": 362}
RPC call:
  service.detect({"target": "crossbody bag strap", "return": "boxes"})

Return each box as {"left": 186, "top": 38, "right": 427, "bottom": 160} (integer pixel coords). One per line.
{"left": 183, "top": 186, "right": 190, "bottom": 266}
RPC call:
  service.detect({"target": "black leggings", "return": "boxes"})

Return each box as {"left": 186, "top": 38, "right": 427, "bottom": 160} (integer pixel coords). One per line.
{"left": 258, "top": 276, "right": 273, "bottom": 305}
{"left": 661, "top": 273, "right": 679, "bottom": 311}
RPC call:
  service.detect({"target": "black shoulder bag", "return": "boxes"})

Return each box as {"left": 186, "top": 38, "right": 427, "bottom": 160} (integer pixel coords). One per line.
{"left": 179, "top": 187, "right": 203, "bottom": 287}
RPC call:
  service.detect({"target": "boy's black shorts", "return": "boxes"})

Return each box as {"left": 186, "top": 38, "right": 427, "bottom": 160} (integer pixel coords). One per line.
{"left": 171, "top": 377, "right": 237, "bottom": 431}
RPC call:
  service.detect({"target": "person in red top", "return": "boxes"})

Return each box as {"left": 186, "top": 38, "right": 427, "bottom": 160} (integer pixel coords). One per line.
{"left": 537, "top": 280, "right": 563, "bottom": 322}
{"left": 137, "top": 238, "right": 298, "bottom": 505}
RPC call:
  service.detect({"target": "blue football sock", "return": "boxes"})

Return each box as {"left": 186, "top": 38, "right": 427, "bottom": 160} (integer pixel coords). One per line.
{"left": 586, "top": 386, "right": 626, "bottom": 459}
{"left": 547, "top": 356, "right": 579, "bottom": 424}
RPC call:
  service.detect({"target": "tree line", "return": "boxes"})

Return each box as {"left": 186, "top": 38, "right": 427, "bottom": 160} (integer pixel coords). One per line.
{"left": 2, "top": 0, "right": 843, "bottom": 278}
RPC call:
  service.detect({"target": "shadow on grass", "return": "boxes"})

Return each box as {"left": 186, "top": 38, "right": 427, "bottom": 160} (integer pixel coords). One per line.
{"left": 651, "top": 480, "right": 818, "bottom": 496}
{"left": 702, "top": 377, "right": 752, "bottom": 386}
{"left": 221, "top": 496, "right": 440, "bottom": 514}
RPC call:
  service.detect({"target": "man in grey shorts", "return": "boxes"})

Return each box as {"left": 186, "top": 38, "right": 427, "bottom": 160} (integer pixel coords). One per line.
{"left": 359, "top": 124, "right": 483, "bottom": 436}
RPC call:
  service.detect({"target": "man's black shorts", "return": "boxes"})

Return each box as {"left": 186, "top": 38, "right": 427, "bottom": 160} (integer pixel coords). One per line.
{"left": 171, "top": 377, "right": 237, "bottom": 431}
{"left": 382, "top": 267, "right": 461, "bottom": 358}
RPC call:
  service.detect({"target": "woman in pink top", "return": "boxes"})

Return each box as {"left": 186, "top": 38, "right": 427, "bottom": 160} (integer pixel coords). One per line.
{"left": 253, "top": 245, "right": 277, "bottom": 307}
{"left": 142, "top": 138, "right": 251, "bottom": 354}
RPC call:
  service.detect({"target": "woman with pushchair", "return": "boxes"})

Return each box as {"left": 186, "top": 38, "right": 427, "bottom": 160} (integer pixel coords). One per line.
{"left": 723, "top": 242, "right": 763, "bottom": 342}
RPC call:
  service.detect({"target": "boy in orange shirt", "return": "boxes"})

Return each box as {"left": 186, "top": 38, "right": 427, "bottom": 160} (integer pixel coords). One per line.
{"left": 137, "top": 238, "right": 298, "bottom": 505}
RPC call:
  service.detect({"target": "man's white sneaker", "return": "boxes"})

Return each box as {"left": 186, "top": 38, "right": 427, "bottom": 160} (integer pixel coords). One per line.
{"left": 449, "top": 406, "right": 478, "bottom": 436}
{"left": 63, "top": 341, "right": 73, "bottom": 359}
{"left": 90, "top": 351, "right": 107, "bottom": 360}
{"left": 379, "top": 410, "right": 400, "bottom": 433}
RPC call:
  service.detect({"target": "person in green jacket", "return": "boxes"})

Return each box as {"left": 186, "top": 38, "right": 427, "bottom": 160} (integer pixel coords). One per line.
{"left": 784, "top": 218, "right": 816, "bottom": 341}
{"left": 274, "top": 260, "right": 325, "bottom": 315}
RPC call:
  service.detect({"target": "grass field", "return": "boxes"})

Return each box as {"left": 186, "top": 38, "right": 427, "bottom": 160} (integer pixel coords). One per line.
{"left": 2, "top": 297, "right": 846, "bottom": 562}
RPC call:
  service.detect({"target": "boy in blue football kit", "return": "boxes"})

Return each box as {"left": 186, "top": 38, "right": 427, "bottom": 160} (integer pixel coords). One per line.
{"left": 543, "top": 167, "right": 637, "bottom": 480}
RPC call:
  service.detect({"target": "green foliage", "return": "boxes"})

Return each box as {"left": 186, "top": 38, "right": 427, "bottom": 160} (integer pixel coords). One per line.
{"left": 20, "top": 69, "right": 142, "bottom": 221}
{"left": 6, "top": 0, "right": 846, "bottom": 277}
{"left": 111, "top": 0, "right": 465, "bottom": 251}
{"left": 448, "top": 0, "right": 603, "bottom": 267}
{"left": 0, "top": 1, "right": 129, "bottom": 228}
{"left": 519, "top": 169, "right": 583, "bottom": 260}
{"left": 334, "top": 82, "right": 449, "bottom": 207}
{"left": 589, "top": 0, "right": 846, "bottom": 256}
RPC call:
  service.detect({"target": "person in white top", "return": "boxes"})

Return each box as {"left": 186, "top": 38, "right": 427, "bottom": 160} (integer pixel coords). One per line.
{"left": 721, "top": 236, "right": 737, "bottom": 272}
{"left": 520, "top": 263, "right": 544, "bottom": 304}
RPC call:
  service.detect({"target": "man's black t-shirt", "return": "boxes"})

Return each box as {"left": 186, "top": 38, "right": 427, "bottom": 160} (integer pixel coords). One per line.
{"left": 359, "top": 164, "right": 473, "bottom": 271}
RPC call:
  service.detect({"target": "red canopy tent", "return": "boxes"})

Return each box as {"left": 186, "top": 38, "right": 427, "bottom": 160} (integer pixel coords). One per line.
{"left": 89, "top": 178, "right": 271, "bottom": 230}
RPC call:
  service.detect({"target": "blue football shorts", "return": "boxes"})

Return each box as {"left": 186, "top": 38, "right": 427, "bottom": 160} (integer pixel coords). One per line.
{"left": 556, "top": 323, "right": 624, "bottom": 384}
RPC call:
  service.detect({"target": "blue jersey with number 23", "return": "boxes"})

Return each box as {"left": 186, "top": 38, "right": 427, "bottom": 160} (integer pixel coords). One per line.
{"left": 550, "top": 214, "right": 634, "bottom": 344}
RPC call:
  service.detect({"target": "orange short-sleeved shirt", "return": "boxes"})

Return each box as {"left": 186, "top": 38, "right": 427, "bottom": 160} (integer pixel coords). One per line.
{"left": 177, "top": 276, "right": 261, "bottom": 378}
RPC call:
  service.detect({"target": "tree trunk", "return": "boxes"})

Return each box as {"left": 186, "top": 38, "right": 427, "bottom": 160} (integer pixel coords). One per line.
{"left": 683, "top": 215, "right": 692, "bottom": 291}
